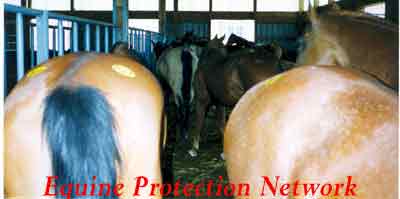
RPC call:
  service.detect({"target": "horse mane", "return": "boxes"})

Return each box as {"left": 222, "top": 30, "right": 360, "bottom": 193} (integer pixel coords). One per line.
{"left": 322, "top": 9, "right": 398, "bottom": 32}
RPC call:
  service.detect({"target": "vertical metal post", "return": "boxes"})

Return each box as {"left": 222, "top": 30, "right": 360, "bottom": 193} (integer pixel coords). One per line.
{"left": 36, "top": 11, "right": 49, "bottom": 64}
{"left": 135, "top": 30, "right": 138, "bottom": 51}
{"left": 29, "top": 24, "right": 34, "bottom": 67}
{"left": 4, "top": 28, "right": 7, "bottom": 96}
{"left": 159, "top": 0, "right": 166, "bottom": 34}
{"left": 52, "top": 28, "right": 56, "bottom": 56}
{"left": 105, "top": 26, "right": 110, "bottom": 53}
{"left": 313, "top": 0, "right": 319, "bottom": 7}
{"left": 95, "top": 25, "right": 100, "bottom": 52}
{"left": 299, "top": 0, "right": 305, "bottom": 11}
{"left": 113, "top": 0, "right": 128, "bottom": 42}
{"left": 72, "top": 21, "right": 79, "bottom": 52}
{"left": 84, "top": 23, "right": 90, "bottom": 51}
{"left": 58, "top": 20, "right": 64, "bottom": 56}
{"left": 112, "top": 27, "right": 116, "bottom": 45}
{"left": 130, "top": 29, "right": 133, "bottom": 50}
{"left": 16, "top": 12, "right": 25, "bottom": 80}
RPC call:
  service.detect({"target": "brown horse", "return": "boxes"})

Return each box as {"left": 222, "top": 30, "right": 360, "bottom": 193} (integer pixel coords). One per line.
{"left": 297, "top": 6, "right": 399, "bottom": 90}
{"left": 5, "top": 53, "right": 164, "bottom": 199}
{"left": 189, "top": 36, "right": 282, "bottom": 156}
{"left": 224, "top": 65, "right": 398, "bottom": 199}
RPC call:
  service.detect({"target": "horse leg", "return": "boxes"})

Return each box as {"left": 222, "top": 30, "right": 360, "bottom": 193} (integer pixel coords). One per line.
{"left": 215, "top": 105, "right": 226, "bottom": 136}
{"left": 188, "top": 70, "right": 210, "bottom": 157}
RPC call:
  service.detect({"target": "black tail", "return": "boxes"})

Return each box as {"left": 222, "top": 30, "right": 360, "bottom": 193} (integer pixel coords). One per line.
{"left": 181, "top": 49, "right": 193, "bottom": 104}
{"left": 180, "top": 49, "right": 193, "bottom": 140}
{"left": 42, "top": 86, "right": 120, "bottom": 199}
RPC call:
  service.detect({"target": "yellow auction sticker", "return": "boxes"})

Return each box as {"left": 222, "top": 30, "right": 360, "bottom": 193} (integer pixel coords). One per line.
{"left": 112, "top": 64, "right": 136, "bottom": 78}
{"left": 26, "top": 65, "right": 47, "bottom": 78}
{"left": 264, "top": 73, "right": 283, "bottom": 87}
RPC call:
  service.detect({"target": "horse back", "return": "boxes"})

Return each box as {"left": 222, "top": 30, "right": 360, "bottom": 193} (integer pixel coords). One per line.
{"left": 225, "top": 65, "right": 398, "bottom": 199}
{"left": 305, "top": 11, "right": 398, "bottom": 90}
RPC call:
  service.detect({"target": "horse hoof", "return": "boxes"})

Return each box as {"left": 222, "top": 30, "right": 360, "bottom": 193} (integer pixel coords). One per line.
{"left": 188, "top": 149, "right": 198, "bottom": 157}
{"left": 220, "top": 153, "right": 225, "bottom": 160}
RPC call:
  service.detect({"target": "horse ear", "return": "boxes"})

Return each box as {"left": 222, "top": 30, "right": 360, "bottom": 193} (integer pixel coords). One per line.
{"left": 212, "top": 35, "right": 218, "bottom": 41}
{"left": 219, "top": 35, "right": 226, "bottom": 42}
{"left": 111, "top": 41, "right": 129, "bottom": 56}
{"left": 308, "top": 0, "right": 319, "bottom": 28}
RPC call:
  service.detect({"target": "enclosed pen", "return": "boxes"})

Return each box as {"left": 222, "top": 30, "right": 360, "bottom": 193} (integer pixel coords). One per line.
{"left": 3, "top": 0, "right": 398, "bottom": 199}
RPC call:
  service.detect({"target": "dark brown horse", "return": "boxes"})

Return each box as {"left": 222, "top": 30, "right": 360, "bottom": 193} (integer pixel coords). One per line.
{"left": 297, "top": 6, "right": 399, "bottom": 90}
{"left": 224, "top": 65, "right": 398, "bottom": 199}
{"left": 188, "top": 36, "right": 282, "bottom": 156}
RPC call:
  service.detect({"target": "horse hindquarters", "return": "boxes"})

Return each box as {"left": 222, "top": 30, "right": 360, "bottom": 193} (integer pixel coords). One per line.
{"left": 224, "top": 66, "right": 398, "bottom": 199}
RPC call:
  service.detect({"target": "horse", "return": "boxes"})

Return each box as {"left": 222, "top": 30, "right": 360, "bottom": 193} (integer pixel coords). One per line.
{"left": 224, "top": 65, "right": 398, "bottom": 199}
{"left": 156, "top": 40, "right": 203, "bottom": 143}
{"left": 152, "top": 41, "right": 169, "bottom": 61}
{"left": 112, "top": 41, "right": 147, "bottom": 65}
{"left": 297, "top": 5, "right": 399, "bottom": 90}
{"left": 188, "top": 35, "right": 282, "bottom": 156}
{"left": 5, "top": 52, "right": 164, "bottom": 199}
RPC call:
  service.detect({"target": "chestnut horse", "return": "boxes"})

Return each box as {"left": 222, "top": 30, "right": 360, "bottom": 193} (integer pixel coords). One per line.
{"left": 224, "top": 65, "right": 398, "bottom": 199}
{"left": 297, "top": 6, "right": 399, "bottom": 90}
{"left": 5, "top": 53, "right": 164, "bottom": 199}
{"left": 189, "top": 36, "right": 282, "bottom": 156}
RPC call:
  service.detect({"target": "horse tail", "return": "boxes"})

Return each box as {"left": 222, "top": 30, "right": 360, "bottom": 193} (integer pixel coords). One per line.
{"left": 42, "top": 85, "right": 120, "bottom": 199}
{"left": 181, "top": 49, "right": 193, "bottom": 104}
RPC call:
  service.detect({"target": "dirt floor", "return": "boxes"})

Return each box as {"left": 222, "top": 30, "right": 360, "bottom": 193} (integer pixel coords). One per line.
{"left": 163, "top": 105, "right": 233, "bottom": 199}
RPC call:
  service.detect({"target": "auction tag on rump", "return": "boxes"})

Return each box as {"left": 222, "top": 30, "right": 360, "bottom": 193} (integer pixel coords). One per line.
{"left": 112, "top": 64, "right": 136, "bottom": 78}
{"left": 264, "top": 73, "right": 283, "bottom": 87}
{"left": 26, "top": 65, "right": 47, "bottom": 78}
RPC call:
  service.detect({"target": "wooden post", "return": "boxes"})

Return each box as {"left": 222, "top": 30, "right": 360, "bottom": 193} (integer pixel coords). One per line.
{"left": 113, "top": 0, "right": 128, "bottom": 42}
{"left": 386, "top": 0, "right": 399, "bottom": 24}
{"left": 159, "top": 0, "right": 166, "bottom": 34}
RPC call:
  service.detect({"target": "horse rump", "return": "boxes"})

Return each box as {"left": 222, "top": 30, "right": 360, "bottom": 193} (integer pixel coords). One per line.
{"left": 42, "top": 85, "right": 120, "bottom": 199}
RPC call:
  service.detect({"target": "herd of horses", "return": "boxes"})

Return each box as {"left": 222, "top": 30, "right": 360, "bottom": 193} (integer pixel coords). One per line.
{"left": 5, "top": 4, "right": 398, "bottom": 199}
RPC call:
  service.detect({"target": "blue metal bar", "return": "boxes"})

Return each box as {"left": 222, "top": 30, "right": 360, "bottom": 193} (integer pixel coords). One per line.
{"left": 58, "top": 20, "right": 64, "bottom": 56}
{"left": 4, "top": 29, "right": 7, "bottom": 96}
{"left": 52, "top": 28, "right": 56, "bottom": 56}
{"left": 72, "top": 22, "right": 78, "bottom": 52}
{"left": 84, "top": 24, "right": 90, "bottom": 51}
{"left": 95, "top": 25, "right": 100, "bottom": 52}
{"left": 112, "top": 27, "right": 116, "bottom": 45}
{"left": 16, "top": 12, "right": 24, "bottom": 80}
{"left": 36, "top": 11, "right": 49, "bottom": 64}
{"left": 104, "top": 26, "right": 109, "bottom": 53}
{"left": 135, "top": 30, "right": 138, "bottom": 50}
{"left": 5, "top": 4, "right": 114, "bottom": 27}
{"left": 29, "top": 24, "right": 34, "bottom": 67}
{"left": 130, "top": 30, "right": 133, "bottom": 50}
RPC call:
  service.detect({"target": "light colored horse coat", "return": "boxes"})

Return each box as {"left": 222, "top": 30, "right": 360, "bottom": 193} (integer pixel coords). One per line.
{"left": 5, "top": 53, "right": 164, "bottom": 199}
{"left": 225, "top": 65, "right": 398, "bottom": 199}
{"left": 156, "top": 45, "right": 203, "bottom": 107}
{"left": 297, "top": 6, "right": 399, "bottom": 90}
